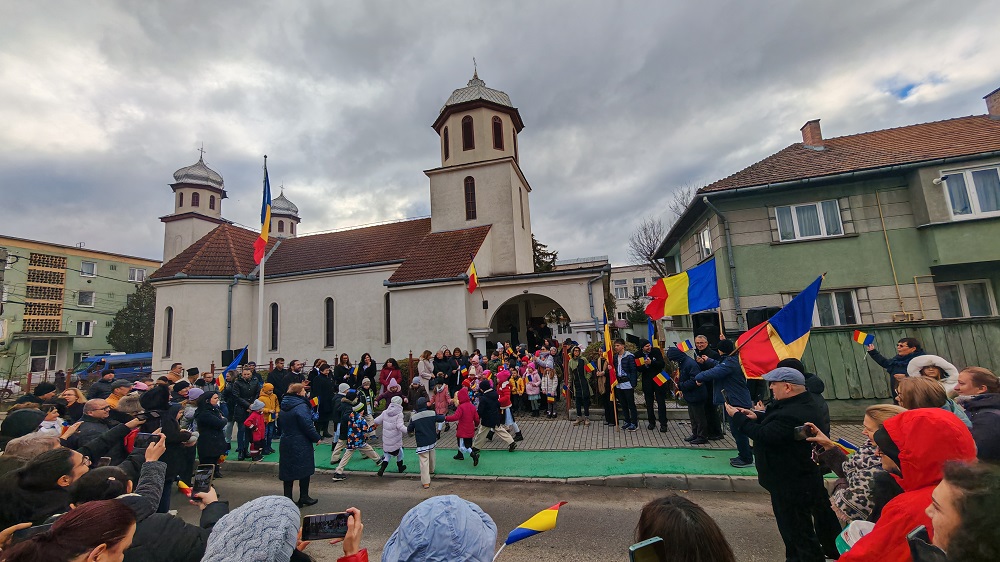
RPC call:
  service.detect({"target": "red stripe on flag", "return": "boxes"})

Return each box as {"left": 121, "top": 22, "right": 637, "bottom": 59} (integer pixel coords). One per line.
{"left": 644, "top": 298, "right": 666, "bottom": 320}
{"left": 735, "top": 323, "right": 781, "bottom": 379}
{"left": 253, "top": 236, "right": 267, "bottom": 264}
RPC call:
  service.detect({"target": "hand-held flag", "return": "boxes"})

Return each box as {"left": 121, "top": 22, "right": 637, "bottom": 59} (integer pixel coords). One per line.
{"left": 677, "top": 340, "right": 693, "bottom": 353}
{"left": 645, "top": 259, "right": 720, "bottom": 319}
{"left": 310, "top": 396, "right": 319, "bottom": 408}
{"left": 219, "top": 345, "right": 248, "bottom": 390}
{"left": 653, "top": 373, "right": 668, "bottom": 386}
{"left": 460, "top": 366, "right": 469, "bottom": 377}
{"left": 647, "top": 319, "right": 659, "bottom": 348}
{"left": 502, "top": 501, "right": 567, "bottom": 546}
{"left": 852, "top": 330, "right": 875, "bottom": 346}
{"left": 735, "top": 275, "right": 823, "bottom": 379}
{"left": 177, "top": 481, "right": 193, "bottom": 497}
{"left": 253, "top": 161, "right": 272, "bottom": 264}
{"left": 584, "top": 362, "right": 595, "bottom": 373}
{"left": 467, "top": 261, "right": 479, "bottom": 294}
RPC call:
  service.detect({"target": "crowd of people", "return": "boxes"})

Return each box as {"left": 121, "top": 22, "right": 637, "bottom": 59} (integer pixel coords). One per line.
{"left": 0, "top": 332, "right": 997, "bottom": 561}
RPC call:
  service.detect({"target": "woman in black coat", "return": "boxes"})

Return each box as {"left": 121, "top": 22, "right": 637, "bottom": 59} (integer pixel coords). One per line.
{"left": 358, "top": 353, "right": 377, "bottom": 391}
{"left": 157, "top": 403, "right": 193, "bottom": 513}
{"left": 193, "top": 392, "right": 227, "bottom": 478}
{"left": 279, "top": 383, "right": 321, "bottom": 507}
{"left": 308, "top": 363, "right": 336, "bottom": 438}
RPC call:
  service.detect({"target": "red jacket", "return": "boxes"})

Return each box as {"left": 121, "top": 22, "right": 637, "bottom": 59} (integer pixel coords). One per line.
{"left": 243, "top": 410, "right": 266, "bottom": 441}
{"left": 839, "top": 409, "right": 976, "bottom": 562}
{"left": 337, "top": 549, "right": 368, "bottom": 562}
{"left": 445, "top": 387, "right": 480, "bottom": 438}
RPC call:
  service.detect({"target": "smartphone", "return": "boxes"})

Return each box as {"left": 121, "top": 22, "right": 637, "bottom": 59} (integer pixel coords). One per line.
{"left": 11, "top": 523, "right": 53, "bottom": 543}
{"left": 192, "top": 464, "right": 215, "bottom": 496}
{"left": 628, "top": 536, "right": 663, "bottom": 562}
{"left": 133, "top": 432, "right": 161, "bottom": 449}
{"left": 720, "top": 389, "right": 729, "bottom": 404}
{"left": 301, "top": 512, "right": 350, "bottom": 541}
{"left": 793, "top": 425, "right": 814, "bottom": 440}
{"left": 96, "top": 456, "right": 112, "bottom": 467}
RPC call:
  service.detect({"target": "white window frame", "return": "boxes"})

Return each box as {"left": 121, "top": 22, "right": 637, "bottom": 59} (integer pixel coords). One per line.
{"left": 632, "top": 285, "right": 647, "bottom": 298}
{"left": 614, "top": 287, "right": 629, "bottom": 299}
{"left": 80, "top": 261, "right": 96, "bottom": 277}
{"left": 613, "top": 279, "right": 627, "bottom": 285}
{"left": 775, "top": 200, "right": 843, "bottom": 242}
{"left": 632, "top": 277, "right": 646, "bottom": 284}
{"left": 696, "top": 227, "right": 713, "bottom": 259}
{"left": 942, "top": 166, "right": 1000, "bottom": 220}
{"left": 128, "top": 267, "right": 146, "bottom": 282}
{"left": 77, "top": 291, "right": 95, "bottom": 308}
{"left": 75, "top": 320, "right": 95, "bottom": 337}
{"left": 616, "top": 312, "right": 629, "bottom": 321}
{"left": 812, "top": 290, "right": 861, "bottom": 327}
{"left": 935, "top": 280, "right": 998, "bottom": 318}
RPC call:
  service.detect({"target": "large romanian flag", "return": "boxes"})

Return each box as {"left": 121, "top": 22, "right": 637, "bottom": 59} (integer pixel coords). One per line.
{"left": 735, "top": 275, "right": 823, "bottom": 379}
{"left": 252, "top": 161, "right": 272, "bottom": 264}
{"left": 645, "top": 259, "right": 720, "bottom": 319}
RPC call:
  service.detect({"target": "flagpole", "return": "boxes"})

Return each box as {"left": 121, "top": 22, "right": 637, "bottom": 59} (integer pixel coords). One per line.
{"left": 255, "top": 155, "right": 268, "bottom": 366}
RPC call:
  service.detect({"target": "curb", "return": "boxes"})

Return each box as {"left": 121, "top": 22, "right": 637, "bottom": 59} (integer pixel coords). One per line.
{"left": 220, "top": 460, "right": 768, "bottom": 493}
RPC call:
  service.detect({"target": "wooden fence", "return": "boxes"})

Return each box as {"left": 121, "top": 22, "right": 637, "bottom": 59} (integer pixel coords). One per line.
{"left": 800, "top": 318, "right": 1000, "bottom": 417}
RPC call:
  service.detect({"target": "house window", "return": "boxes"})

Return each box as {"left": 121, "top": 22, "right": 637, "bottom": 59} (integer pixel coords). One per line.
{"left": 278, "top": 220, "right": 284, "bottom": 233}
{"left": 209, "top": 195, "right": 216, "bottom": 210}
{"left": 617, "top": 312, "right": 629, "bottom": 321}
{"left": 443, "top": 127, "right": 450, "bottom": 160}
{"left": 109, "top": 264, "right": 116, "bottom": 271}
{"left": 613, "top": 279, "right": 629, "bottom": 299}
{"left": 775, "top": 200, "right": 843, "bottom": 241}
{"left": 78, "top": 291, "right": 95, "bottom": 307}
{"left": 936, "top": 281, "right": 996, "bottom": 318}
{"left": 80, "top": 261, "right": 96, "bottom": 277}
{"left": 383, "top": 292, "right": 391, "bottom": 344}
{"left": 695, "top": 227, "right": 713, "bottom": 259}
{"left": 178, "top": 192, "right": 183, "bottom": 207}
{"left": 814, "top": 290, "right": 859, "bottom": 326}
{"left": 191, "top": 192, "right": 200, "bottom": 207}
{"left": 324, "top": 297, "right": 335, "bottom": 348}
{"left": 76, "top": 321, "right": 94, "bottom": 337}
{"left": 632, "top": 285, "right": 648, "bottom": 298}
{"left": 269, "top": 302, "right": 279, "bottom": 351}
{"left": 128, "top": 268, "right": 146, "bottom": 282}
{"left": 492, "top": 116, "right": 504, "bottom": 150}
{"left": 943, "top": 167, "right": 1000, "bottom": 218}
{"left": 163, "top": 307, "right": 173, "bottom": 358}
{"left": 462, "top": 116, "right": 474, "bottom": 150}
{"left": 513, "top": 130, "right": 518, "bottom": 162}
{"left": 464, "top": 176, "right": 477, "bottom": 220}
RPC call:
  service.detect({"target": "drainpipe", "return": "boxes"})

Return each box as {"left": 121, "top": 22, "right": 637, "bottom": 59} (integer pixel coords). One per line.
{"left": 702, "top": 197, "right": 745, "bottom": 330}
{"left": 587, "top": 264, "right": 613, "bottom": 332}
{"left": 226, "top": 275, "right": 242, "bottom": 349}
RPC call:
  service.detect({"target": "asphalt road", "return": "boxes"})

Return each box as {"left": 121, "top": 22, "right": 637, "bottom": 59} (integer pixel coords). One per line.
{"left": 174, "top": 473, "right": 786, "bottom": 562}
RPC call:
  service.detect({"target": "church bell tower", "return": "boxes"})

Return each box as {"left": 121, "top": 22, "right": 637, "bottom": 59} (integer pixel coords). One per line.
{"left": 160, "top": 152, "right": 229, "bottom": 263}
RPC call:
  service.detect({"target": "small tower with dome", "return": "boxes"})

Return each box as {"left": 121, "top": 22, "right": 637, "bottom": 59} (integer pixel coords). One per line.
{"left": 160, "top": 152, "right": 230, "bottom": 263}
{"left": 269, "top": 189, "right": 300, "bottom": 239}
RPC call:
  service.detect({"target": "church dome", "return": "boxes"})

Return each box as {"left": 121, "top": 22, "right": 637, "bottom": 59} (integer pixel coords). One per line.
{"left": 271, "top": 191, "right": 299, "bottom": 217}
{"left": 441, "top": 71, "right": 513, "bottom": 112}
{"left": 172, "top": 157, "right": 224, "bottom": 189}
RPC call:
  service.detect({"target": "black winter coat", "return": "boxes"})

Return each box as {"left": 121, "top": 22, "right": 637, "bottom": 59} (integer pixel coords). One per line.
{"left": 733, "top": 391, "right": 824, "bottom": 494}
{"left": 636, "top": 348, "right": 666, "bottom": 380}
{"left": 964, "top": 393, "right": 1000, "bottom": 462}
{"left": 87, "top": 379, "right": 115, "bottom": 399}
{"left": 568, "top": 358, "right": 591, "bottom": 400}
{"left": 307, "top": 372, "right": 336, "bottom": 415}
{"left": 278, "top": 394, "right": 321, "bottom": 481}
{"left": 803, "top": 372, "right": 831, "bottom": 437}
{"left": 670, "top": 348, "right": 707, "bottom": 404}
{"left": 478, "top": 390, "right": 502, "bottom": 428}
{"left": 267, "top": 368, "right": 289, "bottom": 398}
{"left": 194, "top": 406, "right": 228, "bottom": 461}
{"left": 223, "top": 376, "right": 257, "bottom": 422}
{"left": 70, "top": 415, "right": 128, "bottom": 465}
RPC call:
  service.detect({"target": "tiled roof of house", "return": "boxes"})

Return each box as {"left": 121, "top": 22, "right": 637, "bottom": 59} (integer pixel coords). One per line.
{"left": 388, "top": 225, "right": 492, "bottom": 284}
{"left": 702, "top": 115, "right": 1000, "bottom": 193}
{"left": 150, "top": 218, "right": 433, "bottom": 280}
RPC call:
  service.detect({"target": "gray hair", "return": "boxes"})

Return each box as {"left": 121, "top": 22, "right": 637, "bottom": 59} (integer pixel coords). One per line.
{"left": 4, "top": 433, "right": 60, "bottom": 460}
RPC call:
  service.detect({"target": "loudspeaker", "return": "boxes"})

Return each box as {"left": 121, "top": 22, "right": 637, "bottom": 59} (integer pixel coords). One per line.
{"left": 692, "top": 312, "right": 725, "bottom": 346}
{"left": 746, "top": 306, "right": 781, "bottom": 330}
{"left": 221, "top": 349, "right": 249, "bottom": 368}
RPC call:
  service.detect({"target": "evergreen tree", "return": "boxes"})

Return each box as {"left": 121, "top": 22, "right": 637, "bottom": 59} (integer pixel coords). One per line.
{"left": 106, "top": 282, "right": 156, "bottom": 353}
{"left": 532, "top": 234, "right": 558, "bottom": 272}
{"left": 626, "top": 295, "right": 649, "bottom": 325}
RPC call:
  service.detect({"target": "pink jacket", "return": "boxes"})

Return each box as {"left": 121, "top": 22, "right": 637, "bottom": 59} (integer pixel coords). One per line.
{"left": 525, "top": 370, "right": 541, "bottom": 395}
{"left": 431, "top": 384, "right": 450, "bottom": 415}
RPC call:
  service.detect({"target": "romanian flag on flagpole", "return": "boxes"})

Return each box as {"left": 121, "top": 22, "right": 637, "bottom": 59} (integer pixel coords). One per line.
{"left": 502, "top": 501, "right": 567, "bottom": 546}
{"left": 647, "top": 319, "right": 659, "bottom": 348}
{"left": 645, "top": 259, "right": 720, "bottom": 319}
{"left": 252, "top": 159, "right": 272, "bottom": 265}
{"left": 852, "top": 329, "right": 875, "bottom": 346}
{"left": 467, "top": 260, "right": 479, "bottom": 294}
{"left": 603, "top": 307, "right": 616, "bottom": 395}
{"left": 677, "top": 340, "right": 693, "bottom": 353}
{"left": 735, "top": 275, "right": 823, "bottom": 379}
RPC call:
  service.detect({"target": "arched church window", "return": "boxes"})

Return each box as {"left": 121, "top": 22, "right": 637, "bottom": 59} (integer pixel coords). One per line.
{"left": 383, "top": 292, "right": 391, "bottom": 344}
{"left": 209, "top": 195, "right": 216, "bottom": 210}
{"left": 163, "top": 307, "right": 173, "bottom": 358}
{"left": 492, "top": 116, "right": 503, "bottom": 150}
{"left": 178, "top": 193, "right": 183, "bottom": 208}
{"left": 191, "top": 192, "right": 200, "bottom": 207}
{"left": 462, "top": 116, "right": 474, "bottom": 151}
{"left": 464, "top": 176, "right": 477, "bottom": 220}
{"left": 278, "top": 220, "right": 284, "bottom": 233}
{"left": 443, "top": 127, "right": 450, "bottom": 160}
{"left": 291, "top": 222, "right": 295, "bottom": 235}
{"left": 324, "top": 297, "right": 335, "bottom": 348}
{"left": 269, "top": 302, "right": 279, "bottom": 351}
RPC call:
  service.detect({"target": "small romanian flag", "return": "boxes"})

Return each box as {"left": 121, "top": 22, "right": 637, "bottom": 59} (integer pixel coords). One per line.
{"left": 546, "top": 395, "right": 555, "bottom": 403}
{"left": 177, "top": 481, "right": 192, "bottom": 497}
{"left": 677, "top": 340, "right": 693, "bottom": 353}
{"left": 504, "top": 501, "right": 567, "bottom": 545}
{"left": 466, "top": 260, "right": 479, "bottom": 294}
{"left": 653, "top": 372, "right": 669, "bottom": 386}
{"left": 584, "top": 362, "right": 595, "bottom": 373}
{"left": 852, "top": 330, "right": 875, "bottom": 346}
{"left": 216, "top": 374, "right": 226, "bottom": 392}
{"left": 460, "top": 366, "right": 469, "bottom": 377}
{"left": 351, "top": 364, "right": 360, "bottom": 377}
{"left": 505, "top": 345, "right": 515, "bottom": 355}
{"left": 837, "top": 438, "right": 860, "bottom": 453}
{"left": 309, "top": 396, "right": 319, "bottom": 408}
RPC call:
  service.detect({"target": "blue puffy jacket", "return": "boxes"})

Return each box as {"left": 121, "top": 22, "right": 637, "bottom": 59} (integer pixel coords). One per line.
{"left": 277, "top": 394, "right": 321, "bottom": 482}
{"left": 668, "top": 348, "right": 707, "bottom": 404}
{"left": 694, "top": 355, "right": 752, "bottom": 408}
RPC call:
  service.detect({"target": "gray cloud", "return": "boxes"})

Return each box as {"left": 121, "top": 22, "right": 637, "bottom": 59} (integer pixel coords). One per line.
{"left": 1, "top": 0, "right": 997, "bottom": 265}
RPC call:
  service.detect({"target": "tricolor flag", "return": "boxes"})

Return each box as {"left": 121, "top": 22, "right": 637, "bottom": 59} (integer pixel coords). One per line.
{"left": 546, "top": 395, "right": 555, "bottom": 403}
{"left": 219, "top": 345, "right": 248, "bottom": 391}
{"left": 647, "top": 319, "right": 659, "bottom": 349}
{"left": 310, "top": 396, "right": 319, "bottom": 408}
{"left": 177, "top": 481, "right": 193, "bottom": 497}
{"left": 603, "top": 307, "right": 615, "bottom": 400}
{"left": 467, "top": 260, "right": 479, "bottom": 294}
{"left": 677, "top": 340, "right": 693, "bottom": 353}
{"left": 837, "top": 438, "right": 860, "bottom": 453}
{"left": 503, "top": 501, "right": 567, "bottom": 546}
{"left": 460, "top": 366, "right": 469, "bottom": 377}
{"left": 645, "top": 259, "right": 720, "bottom": 319}
{"left": 735, "top": 275, "right": 823, "bottom": 379}
{"left": 852, "top": 330, "right": 875, "bottom": 346}
{"left": 584, "top": 362, "right": 595, "bottom": 373}
{"left": 653, "top": 372, "right": 669, "bottom": 387}
{"left": 505, "top": 345, "right": 515, "bottom": 355}
{"left": 351, "top": 364, "right": 360, "bottom": 378}
{"left": 252, "top": 159, "right": 272, "bottom": 265}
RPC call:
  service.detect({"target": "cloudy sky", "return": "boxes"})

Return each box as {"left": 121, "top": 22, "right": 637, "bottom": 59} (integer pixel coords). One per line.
{"left": 1, "top": 1, "right": 997, "bottom": 265}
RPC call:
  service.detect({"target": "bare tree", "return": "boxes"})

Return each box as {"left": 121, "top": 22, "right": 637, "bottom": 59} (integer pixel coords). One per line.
{"left": 628, "top": 186, "right": 696, "bottom": 278}
{"left": 668, "top": 186, "right": 694, "bottom": 220}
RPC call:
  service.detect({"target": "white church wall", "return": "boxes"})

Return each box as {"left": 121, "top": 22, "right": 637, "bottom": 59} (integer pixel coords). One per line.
{"left": 474, "top": 274, "right": 603, "bottom": 332}
{"left": 162, "top": 217, "right": 218, "bottom": 264}
{"left": 439, "top": 107, "right": 517, "bottom": 168}
{"left": 508, "top": 168, "right": 533, "bottom": 274}
{"left": 389, "top": 282, "right": 472, "bottom": 357}
{"left": 153, "top": 280, "right": 246, "bottom": 373}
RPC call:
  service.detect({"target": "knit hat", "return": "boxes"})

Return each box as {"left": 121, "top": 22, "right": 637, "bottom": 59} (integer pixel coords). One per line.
{"left": 717, "top": 339, "right": 736, "bottom": 354}
{"left": 32, "top": 382, "right": 56, "bottom": 397}
{"left": 479, "top": 380, "right": 492, "bottom": 391}
{"left": 416, "top": 397, "right": 428, "bottom": 411}
{"left": 131, "top": 382, "right": 149, "bottom": 391}
{"left": 187, "top": 387, "right": 204, "bottom": 401}
{"left": 201, "top": 495, "right": 299, "bottom": 562}
{"left": 362, "top": 378, "right": 372, "bottom": 387}
{"left": 391, "top": 396, "right": 403, "bottom": 406}
{"left": 382, "top": 495, "right": 497, "bottom": 562}
{"left": 173, "top": 380, "right": 191, "bottom": 393}
{"left": 345, "top": 389, "right": 358, "bottom": 402}
{"left": 339, "top": 383, "right": 351, "bottom": 394}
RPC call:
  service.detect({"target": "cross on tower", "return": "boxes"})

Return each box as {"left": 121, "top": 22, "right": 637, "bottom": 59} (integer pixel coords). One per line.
{"left": 197, "top": 143, "right": 206, "bottom": 159}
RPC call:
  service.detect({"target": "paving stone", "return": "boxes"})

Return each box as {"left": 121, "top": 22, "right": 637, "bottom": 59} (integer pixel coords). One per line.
{"left": 566, "top": 476, "right": 606, "bottom": 486}
{"left": 643, "top": 473, "right": 688, "bottom": 490}
{"left": 605, "top": 475, "right": 645, "bottom": 488}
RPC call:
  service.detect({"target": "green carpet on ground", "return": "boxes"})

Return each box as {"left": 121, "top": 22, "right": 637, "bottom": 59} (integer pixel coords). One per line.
{"left": 228, "top": 446, "right": 758, "bottom": 478}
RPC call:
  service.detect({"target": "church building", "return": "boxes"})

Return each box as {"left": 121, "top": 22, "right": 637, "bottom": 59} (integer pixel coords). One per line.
{"left": 149, "top": 73, "right": 610, "bottom": 371}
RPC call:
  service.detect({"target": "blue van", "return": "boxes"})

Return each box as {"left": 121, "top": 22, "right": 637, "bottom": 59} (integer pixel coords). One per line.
{"left": 71, "top": 352, "right": 154, "bottom": 384}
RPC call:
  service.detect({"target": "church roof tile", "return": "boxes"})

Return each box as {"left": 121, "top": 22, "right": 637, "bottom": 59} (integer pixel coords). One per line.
{"left": 388, "top": 225, "right": 492, "bottom": 284}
